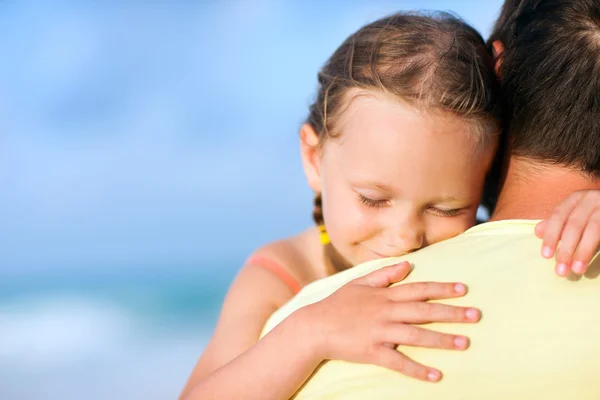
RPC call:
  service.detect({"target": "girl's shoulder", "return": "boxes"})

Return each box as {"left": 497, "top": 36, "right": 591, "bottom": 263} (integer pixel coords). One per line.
{"left": 245, "top": 227, "right": 322, "bottom": 294}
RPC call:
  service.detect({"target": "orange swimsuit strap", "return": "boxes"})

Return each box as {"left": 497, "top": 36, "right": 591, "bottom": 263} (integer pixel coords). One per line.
{"left": 245, "top": 255, "right": 302, "bottom": 295}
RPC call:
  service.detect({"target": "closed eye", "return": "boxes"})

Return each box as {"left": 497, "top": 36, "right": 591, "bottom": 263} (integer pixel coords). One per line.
{"left": 358, "top": 193, "right": 388, "bottom": 208}
{"left": 428, "top": 206, "right": 464, "bottom": 217}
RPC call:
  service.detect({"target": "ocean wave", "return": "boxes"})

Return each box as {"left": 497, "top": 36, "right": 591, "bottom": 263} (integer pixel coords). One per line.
{"left": 0, "top": 295, "right": 136, "bottom": 369}
{"left": 0, "top": 292, "right": 213, "bottom": 400}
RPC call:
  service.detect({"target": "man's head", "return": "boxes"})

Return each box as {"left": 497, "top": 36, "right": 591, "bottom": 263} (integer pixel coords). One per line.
{"left": 488, "top": 0, "right": 523, "bottom": 56}
{"left": 489, "top": 0, "right": 600, "bottom": 176}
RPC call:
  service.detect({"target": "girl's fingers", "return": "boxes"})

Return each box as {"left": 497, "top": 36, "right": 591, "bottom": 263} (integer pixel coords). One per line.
{"left": 572, "top": 210, "right": 600, "bottom": 274}
{"left": 388, "top": 281, "right": 467, "bottom": 302}
{"left": 369, "top": 346, "right": 441, "bottom": 382}
{"left": 388, "top": 302, "right": 481, "bottom": 324}
{"left": 542, "top": 192, "right": 583, "bottom": 260}
{"left": 353, "top": 262, "right": 411, "bottom": 288}
{"left": 380, "top": 324, "right": 470, "bottom": 351}
{"left": 554, "top": 195, "right": 598, "bottom": 268}
{"left": 535, "top": 220, "right": 547, "bottom": 239}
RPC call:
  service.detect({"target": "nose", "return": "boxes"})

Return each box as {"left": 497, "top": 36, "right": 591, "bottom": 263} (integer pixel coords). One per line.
{"left": 384, "top": 212, "right": 424, "bottom": 255}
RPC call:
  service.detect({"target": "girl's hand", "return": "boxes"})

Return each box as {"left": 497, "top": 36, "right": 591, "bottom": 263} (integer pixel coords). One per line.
{"left": 535, "top": 190, "right": 600, "bottom": 276}
{"left": 299, "top": 261, "right": 480, "bottom": 383}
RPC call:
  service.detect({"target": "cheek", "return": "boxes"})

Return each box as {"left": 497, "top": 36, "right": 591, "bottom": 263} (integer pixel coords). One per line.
{"left": 424, "top": 214, "right": 477, "bottom": 245}
{"left": 321, "top": 184, "right": 378, "bottom": 242}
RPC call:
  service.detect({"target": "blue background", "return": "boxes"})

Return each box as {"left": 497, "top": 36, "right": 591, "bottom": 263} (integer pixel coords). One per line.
{"left": 0, "top": 1, "right": 502, "bottom": 399}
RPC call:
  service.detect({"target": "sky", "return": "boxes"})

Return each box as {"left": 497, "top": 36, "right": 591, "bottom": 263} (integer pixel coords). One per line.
{"left": 0, "top": 0, "right": 504, "bottom": 280}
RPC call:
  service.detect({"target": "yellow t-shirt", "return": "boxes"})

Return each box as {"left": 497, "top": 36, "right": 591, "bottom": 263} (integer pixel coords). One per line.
{"left": 261, "top": 220, "right": 600, "bottom": 400}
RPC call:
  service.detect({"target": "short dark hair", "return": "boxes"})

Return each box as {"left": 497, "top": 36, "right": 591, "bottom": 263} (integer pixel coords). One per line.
{"left": 487, "top": 0, "right": 523, "bottom": 52}
{"left": 492, "top": 0, "right": 600, "bottom": 175}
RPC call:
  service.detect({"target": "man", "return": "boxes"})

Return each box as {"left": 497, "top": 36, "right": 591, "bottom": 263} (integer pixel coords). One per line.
{"left": 261, "top": 1, "right": 600, "bottom": 398}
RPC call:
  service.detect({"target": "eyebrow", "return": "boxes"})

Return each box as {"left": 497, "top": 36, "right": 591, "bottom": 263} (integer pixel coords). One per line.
{"left": 436, "top": 195, "right": 459, "bottom": 202}
{"left": 352, "top": 180, "right": 396, "bottom": 193}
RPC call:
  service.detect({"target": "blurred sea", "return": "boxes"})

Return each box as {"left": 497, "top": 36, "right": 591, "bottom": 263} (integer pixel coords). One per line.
{"left": 0, "top": 268, "right": 235, "bottom": 400}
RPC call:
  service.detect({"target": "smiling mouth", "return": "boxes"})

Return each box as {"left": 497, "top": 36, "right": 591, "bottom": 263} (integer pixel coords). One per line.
{"left": 360, "top": 243, "right": 396, "bottom": 259}
{"left": 370, "top": 249, "right": 391, "bottom": 259}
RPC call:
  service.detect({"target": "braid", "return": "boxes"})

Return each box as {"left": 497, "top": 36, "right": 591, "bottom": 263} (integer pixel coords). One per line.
{"left": 312, "top": 193, "right": 324, "bottom": 225}
{"left": 311, "top": 192, "right": 353, "bottom": 273}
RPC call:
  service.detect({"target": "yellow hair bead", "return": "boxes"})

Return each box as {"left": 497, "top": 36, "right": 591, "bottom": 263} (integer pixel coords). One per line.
{"left": 319, "top": 225, "right": 330, "bottom": 245}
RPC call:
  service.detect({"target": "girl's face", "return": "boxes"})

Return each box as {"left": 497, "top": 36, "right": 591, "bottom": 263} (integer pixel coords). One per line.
{"left": 301, "top": 89, "right": 497, "bottom": 266}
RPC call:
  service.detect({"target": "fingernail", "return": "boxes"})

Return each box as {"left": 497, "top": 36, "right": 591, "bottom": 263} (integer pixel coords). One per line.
{"left": 556, "top": 263, "right": 568, "bottom": 276}
{"left": 465, "top": 308, "right": 480, "bottom": 321}
{"left": 572, "top": 261, "right": 586, "bottom": 274}
{"left": 427, "top": 370, "right": 441, "bottom": 382}
{"left": 454, "top": 283, "right": 466, "bottom": 294}
{"left": 542, "top": 246, "right": 553, "bottom": 258}
{"left": 454, "top": 336, "right": 469, "bottom": 349}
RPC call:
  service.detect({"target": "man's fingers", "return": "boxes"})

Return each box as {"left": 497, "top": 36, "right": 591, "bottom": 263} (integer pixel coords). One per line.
{"left": 354, "top": 261, "right": 411, "bottom": 288}
{"left": 369, "top": 347, "right": 441, "bottom": 382}
{"left": 389, "top": 302, "right": 481, "bottom": 324}
{"left": 388, "top": 281, "right": 467, "bottom": 302}
{"left": 380, "top": 324, "right": 470, "bottom": 351}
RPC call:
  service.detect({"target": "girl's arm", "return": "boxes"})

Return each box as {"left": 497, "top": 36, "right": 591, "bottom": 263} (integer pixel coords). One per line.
{"left": 179, "top": 262, "right": 304, "bottom": 399}
{"left": 180, "top": 262, "right": 480, "bottom": 400}
{"left": 182, "top": 308, "right": 323, "bottom": 400}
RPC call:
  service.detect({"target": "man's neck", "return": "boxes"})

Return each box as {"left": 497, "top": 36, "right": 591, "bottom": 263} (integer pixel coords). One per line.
{"left": 490, "top": 156, "right": 600, "bottom": 221}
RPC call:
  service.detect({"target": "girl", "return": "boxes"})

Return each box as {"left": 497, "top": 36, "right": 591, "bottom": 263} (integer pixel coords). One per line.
{"left": 180, "top": 11, "right": 599, "bottom": 400}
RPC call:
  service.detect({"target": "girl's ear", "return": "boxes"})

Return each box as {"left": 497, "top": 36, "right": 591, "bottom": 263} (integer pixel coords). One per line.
{"left": 300, "top": 124, "right": 322, "bottom": 193}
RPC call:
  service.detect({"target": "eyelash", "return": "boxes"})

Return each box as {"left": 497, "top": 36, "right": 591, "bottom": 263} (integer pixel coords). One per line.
{"left": 428, "top": 207, "right": 463, "bottom": 217}
{"left": 359, "top": 194, "right": 464, "bottom": 216}
{"left": 358, "top": 193, "right": 387, "bottom": 208}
